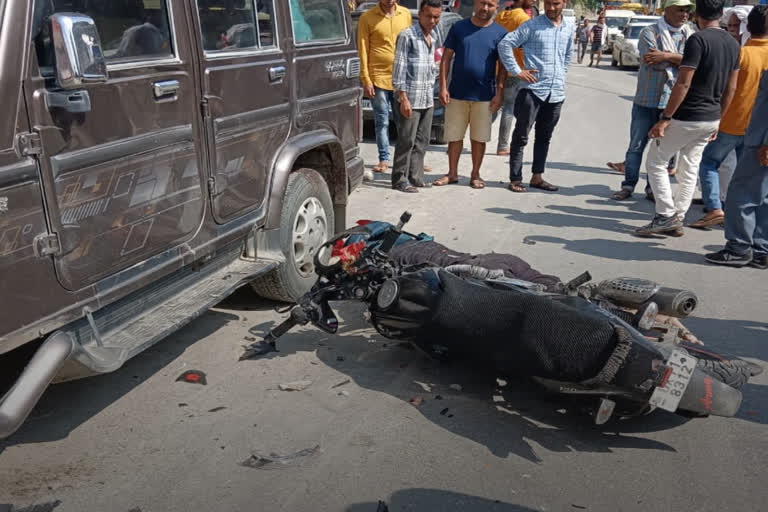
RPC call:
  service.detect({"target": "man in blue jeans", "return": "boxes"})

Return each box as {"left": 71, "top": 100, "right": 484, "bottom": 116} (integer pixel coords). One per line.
{"left": 608, "top": 0, "right": 694, "bottom": 201}
{"left": 705, "top": 69, "right": 768, "bottom": 268}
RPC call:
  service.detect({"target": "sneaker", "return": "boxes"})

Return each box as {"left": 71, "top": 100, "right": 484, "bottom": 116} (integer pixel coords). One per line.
{"left": 749, "top": 254, "right": 768, "bottom": 269}
{"left": 634, "top": 214, "right": 683, "bottom": 236}
{"left": 704, "top": 249, "right": 752, "bottom": 267}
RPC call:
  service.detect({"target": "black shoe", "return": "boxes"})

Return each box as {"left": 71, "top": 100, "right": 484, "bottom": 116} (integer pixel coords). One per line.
{"left": 704, "top": 249, "right": 752, "bottom": 267}
{"left": 644, "top": 186, "right": 655, "bottom": 202}
{"left": 749, "top": 254, "right": 768, "bottom": 269}
{"left": 692, "top": 198, "right": 704, "bottom": 205}
{"left": 634, "top": 214, "right": 683, "bottom": 236}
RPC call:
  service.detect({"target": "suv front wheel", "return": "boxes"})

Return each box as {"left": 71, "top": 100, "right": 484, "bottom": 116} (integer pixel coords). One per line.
{"left": 251, "top": 168, "right": 334, "bottom": 302}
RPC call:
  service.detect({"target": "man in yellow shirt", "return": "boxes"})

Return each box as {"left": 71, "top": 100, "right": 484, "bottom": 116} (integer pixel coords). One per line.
{"left": 494, "top": 0, "right": 532, "bottom": 155}
{"left": 357, "top": 0, "right": 412, "bottom": 172}
{"left": 691, "top": 5, "right": 768, "bottom": 229}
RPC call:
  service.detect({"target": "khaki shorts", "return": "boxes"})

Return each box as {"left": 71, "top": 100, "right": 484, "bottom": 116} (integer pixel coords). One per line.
{"left": 444, "top": 99, "right": 493, "bottom": 143}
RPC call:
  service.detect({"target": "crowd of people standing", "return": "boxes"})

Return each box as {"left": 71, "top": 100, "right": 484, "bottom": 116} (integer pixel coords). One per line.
{"left": 355, "top": 0, "right": 768, "bottom": 269}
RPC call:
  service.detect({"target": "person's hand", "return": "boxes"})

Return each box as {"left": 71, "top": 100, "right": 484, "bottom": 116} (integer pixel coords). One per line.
{"left": 517, "top": 69, "right": 539, "bottom": 83}
{"left": 490, "top": 92, "right": 503, "bottom": 113}
{"left": 648, "top": 120, "right": 669, "bottom": 140}
{"left": 399, "top": 97, "right": 412, "bottom": 119}
{"left": 759, "top": 145, "right": 768, "bottom": 167}
{"left": 708, "top": 131, "right": 718, "bottom": 142}
{"left": 643, "top": 49, "right": 669, "bottom": 65}
{"left": 439, "top": 88, "right": 450, "bottom": 106}
{"left": 363, "top": 84, "right": 375, "bottom": 99}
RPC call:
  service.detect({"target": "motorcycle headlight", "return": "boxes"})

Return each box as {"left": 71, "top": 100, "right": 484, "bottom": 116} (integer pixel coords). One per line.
{"left": 376, "top": 279, "right": 400, "bottom": 310}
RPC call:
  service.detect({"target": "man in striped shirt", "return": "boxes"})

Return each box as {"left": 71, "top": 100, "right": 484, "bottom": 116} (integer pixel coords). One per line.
{"left": 391, "top": 0, "right": 444, "bottom": 192}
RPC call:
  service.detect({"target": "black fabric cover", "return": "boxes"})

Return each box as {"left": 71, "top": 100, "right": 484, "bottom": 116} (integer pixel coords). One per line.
{"left": 389, "top": 240, "right": 562, "bottom": 292}
{"left": 419, "top": 270, "right": 619, "bottom": 381}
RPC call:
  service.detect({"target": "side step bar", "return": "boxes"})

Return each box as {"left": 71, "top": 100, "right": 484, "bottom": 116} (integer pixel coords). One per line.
{"left": 0, "top": 332, "right": 73, "bottom": 439}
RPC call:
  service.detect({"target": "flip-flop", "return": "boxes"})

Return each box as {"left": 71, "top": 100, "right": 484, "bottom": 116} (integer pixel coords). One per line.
{"left": 393, "top": 182, "right": 418, "bottom": 193}
{"left": 433, "top": 175, "right": 459, "bottom": 186}
{"left": 529, "top": 180, "right": 558, "bottom": 192}
{"left": 606, "top": 162, "right": 625, "bottom": 173}
{"left": 508, "top": 182, "right": 527, "bottom": 193}
{"left": 470, "top": 178, "right": 485, "bottom": 189}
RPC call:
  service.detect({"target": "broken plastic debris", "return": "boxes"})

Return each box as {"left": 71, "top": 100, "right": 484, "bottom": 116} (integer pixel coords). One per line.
{"left": 176, "top": 370, "right": 207, "bottom": 385}
{"left": 409, "top": 396, "right": 424, "bottom": 406}
{"left": 239, "top": 341, "right": 278, "bottom": 360}
{"left": 440, "top": 407, "right": 450, "bottom": 416}
{"left": 338, "top": 390, "right": 350, "bottom": 397}
{"left": 239, "top": 445, "right": 320, "bottom": 469}
{"left": 414, "top": 381, "right": 432, "bottom": 392}
{"left": 208, "top": 406, "right": 227, "bottom": 413}
{"left": 331, "top": 379, "right": 351, "bottom": 389}
{"left": 449, "top": 384, "right": 462, "bottom": 391}
{"left": 278, "top": 380, "right": 312, "bottom": 391}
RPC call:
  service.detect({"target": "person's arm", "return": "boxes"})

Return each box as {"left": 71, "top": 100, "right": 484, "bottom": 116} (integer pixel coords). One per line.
{"left": 649, "top": 37, "right": 702, "bottom": 139}
{"left": 720, "top": 69, "right": 740, "bottom": 118}
{"left": 392, "top": 33, "right": 411, "bottom": 118}
{"left": 642, "top": 27, "right": 682, "bottom": 67}
{"left": 357, "top": 15, "right": 374, "bottom": 97}
{"left": 564, "top": 26, "right": 574, "bottom": 73}
{"left": 498, "top": 22, "right": 536, "bottom": 82}
{"left": 490, "top": 59, "right": 505, "bottom": 112}
{"left": 439, "top": 48, "right": 454, "bottom": 106}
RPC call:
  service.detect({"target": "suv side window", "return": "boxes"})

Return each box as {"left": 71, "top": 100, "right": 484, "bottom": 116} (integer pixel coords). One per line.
{"left": 290, "top": 0, "right": 346, "bottom": 43}
{"left": 34, "top": 0, "right": 174, "bottom": 71}
{"left": 197, "top": 0, "right": 278, "bottom": 53}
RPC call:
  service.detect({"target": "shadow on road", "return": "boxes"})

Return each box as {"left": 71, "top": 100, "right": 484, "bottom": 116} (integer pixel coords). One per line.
{"left": 485, "top": 206, "right": 637, "bottom": 234}
{"left": 346, "top": 488, "right": 539, "bottom": 512}
{"left": 244, "top": 302, "right": 684, "bottom": 464}
{"left": 0, "top": 310, "right": 240, "bottom": 454}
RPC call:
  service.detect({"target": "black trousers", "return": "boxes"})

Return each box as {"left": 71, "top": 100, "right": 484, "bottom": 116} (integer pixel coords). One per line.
{"left": 392, "top": 102, "right": 433, "bottom": 187}
{"left": 508, "top": 89, "right": 564, "bottom": 182}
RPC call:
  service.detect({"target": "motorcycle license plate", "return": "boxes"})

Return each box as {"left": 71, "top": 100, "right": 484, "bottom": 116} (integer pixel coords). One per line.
{"left": 649, "top": 349, "right": 697, "bottom": 412}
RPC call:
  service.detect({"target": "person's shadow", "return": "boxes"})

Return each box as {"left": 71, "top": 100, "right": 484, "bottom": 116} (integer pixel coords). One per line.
{"left": 346, "top": 488, "right": 540, "bottom": 512}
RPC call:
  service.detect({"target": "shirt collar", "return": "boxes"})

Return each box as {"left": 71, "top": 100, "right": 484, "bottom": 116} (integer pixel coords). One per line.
{"left": 746, "top": 38, "right": 768, "bottom": 47}
{"left": 378, "top": 4, "right": 405, "bottom": 16}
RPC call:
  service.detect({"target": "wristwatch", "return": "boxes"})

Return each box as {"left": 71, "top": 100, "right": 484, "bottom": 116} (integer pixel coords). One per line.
{"left": 660, "top": 114, "right": 673, "bottom": 121}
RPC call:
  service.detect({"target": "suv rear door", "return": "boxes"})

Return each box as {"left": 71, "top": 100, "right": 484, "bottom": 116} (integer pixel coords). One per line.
{"left": 192, "top": 0, "right": 290, "bottom": 223}
{"left": 24, "top": 0, "right": 206, "bottom": 291}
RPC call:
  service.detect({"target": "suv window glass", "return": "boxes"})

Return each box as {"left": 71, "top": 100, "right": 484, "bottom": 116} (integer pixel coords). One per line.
{"left": 197, "top": 0, "right": 278, "bottom": 52}
{"left": 34, "top": 0, "right": 174, "bottom": 70}
{"left": 291, "top": 0, "right": 346, "bottom": 43}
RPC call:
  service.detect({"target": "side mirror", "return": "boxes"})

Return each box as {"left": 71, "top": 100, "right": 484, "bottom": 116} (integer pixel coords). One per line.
{"left": 51, "top": 13, "right": 108, "bottom": 89}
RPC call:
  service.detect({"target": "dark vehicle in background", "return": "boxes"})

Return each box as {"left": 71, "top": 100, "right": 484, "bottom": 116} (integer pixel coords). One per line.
{"left": 0, "top": 0, "right": 363, "bottom": 438}
{"left": 352, "top": 4, "right": 462, "bottom": 144}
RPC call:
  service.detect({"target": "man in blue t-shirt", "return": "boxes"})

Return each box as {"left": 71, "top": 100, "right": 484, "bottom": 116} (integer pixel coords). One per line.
{"left": 433, "top": 0, "right": 507, "bottom": 189}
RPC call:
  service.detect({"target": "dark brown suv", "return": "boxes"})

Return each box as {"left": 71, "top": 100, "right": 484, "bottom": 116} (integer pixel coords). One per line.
{"left": 0, "top": 0, "right": 363, "bottom": 437}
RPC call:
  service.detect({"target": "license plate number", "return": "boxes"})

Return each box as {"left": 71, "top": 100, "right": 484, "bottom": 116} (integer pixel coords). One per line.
{"left": 649, "top": 349, "right": 697, "bottom": 412}
{"left": 361, "top": 99, "right": 372, "bottom": 109}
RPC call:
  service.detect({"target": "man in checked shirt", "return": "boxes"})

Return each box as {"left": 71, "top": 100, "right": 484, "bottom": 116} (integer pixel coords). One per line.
{"left": 390, "top": 0, "right": 444, "bottom": 192}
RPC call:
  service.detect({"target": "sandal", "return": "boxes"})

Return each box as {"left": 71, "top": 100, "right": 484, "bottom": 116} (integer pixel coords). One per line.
{"left": 606, "top": 161, "right": 625, "bottom": 174}
{"left": 470, "top": 178, "right": 485, "bottom": 189}
{"left": 393, "top": 182, "right": 418, "bottom": 193}
{"left": 529, "top": 180, "right": 559, "bottom": 192}
{"left": 611, "top": 189, "right": 632, "bottom": 201}
{"left": 373, "top": 162, "right": 389, "bottom": 173}
{"left": 508, "top": 182, "right": 527, "bottom": 193}
{"left": 433, "top": 175, "right": 459, "bottom": 186}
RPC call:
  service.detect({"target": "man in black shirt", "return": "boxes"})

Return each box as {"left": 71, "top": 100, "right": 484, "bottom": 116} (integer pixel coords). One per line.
{"left": 635, "top": 0, "right": 740, "bottom": 236}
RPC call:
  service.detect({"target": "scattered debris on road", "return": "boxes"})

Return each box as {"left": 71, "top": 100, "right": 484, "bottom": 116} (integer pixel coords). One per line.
{"left": 440, "top": 408, "right": 449, "bottom": 415}
{"left": 239, "top": 445, "right": 321, "bottom": 469}
{"left": 337, "top": 390, "right": 350, "bottom": 397}
{"left": 336, "top": 355, "right": 346, "bottom": 362}
{"left": 278, "top": 380, "right": 312, "bottom": 391}
{"left": 572, "top": 505, "right": 587, "bottom": 510}
{"left": 414, "top": 381, "right": 432, "bottom": 392}
{"left": 434, "top": 395, "right": 443, "bottom": 400}
{"left": 449, "top": 384, "right": 462, "bottom": 392}
{"left": 331, "top": 379, "right": 351, "bottom": 389}
{"left": 208, "top": 406, "right": 227, "bottom": 413}
{"left": 178, "top": 403, "right": 189, "bottom": 407}
{"left": 176, "top": 370, "right": 207, "bottom": 385}
{"left": 523, "top": 238, "right": 536, "bottom": 245}
{"left": 239, "top": 340, "right": 277, "bottom": 360}
{"left": 409, "top": 396, "right": 424, "bottom": 406}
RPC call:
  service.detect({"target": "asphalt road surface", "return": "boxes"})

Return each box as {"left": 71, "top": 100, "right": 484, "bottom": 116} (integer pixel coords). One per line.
{"left": 1, "top": 57, "right": 766, "bottom": 512}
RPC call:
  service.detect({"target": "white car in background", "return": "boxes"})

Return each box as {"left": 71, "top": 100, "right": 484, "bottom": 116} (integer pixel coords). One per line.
{"left": 611, "top": 21, "right": 655, "bottom": 68}
{"left": 563, "top": 8, "right": 576, "bottom": 26}
{"left": 604, "top": 9, "right": 635, "bottom": 51}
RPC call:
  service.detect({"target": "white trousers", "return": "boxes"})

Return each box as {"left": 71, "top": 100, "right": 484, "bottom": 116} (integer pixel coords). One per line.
{"left": 646, "top": 119, "right": 720, "bottom": 218}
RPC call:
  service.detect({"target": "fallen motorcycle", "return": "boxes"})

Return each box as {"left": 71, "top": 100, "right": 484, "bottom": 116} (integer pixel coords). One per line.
{"left": 244, "top": 212, "right": 756, "bottom": 424}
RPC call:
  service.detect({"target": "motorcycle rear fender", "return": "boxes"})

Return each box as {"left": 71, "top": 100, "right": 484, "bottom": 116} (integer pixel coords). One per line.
{"left": 678, "top": 367, "right": 742, "bottom": 417}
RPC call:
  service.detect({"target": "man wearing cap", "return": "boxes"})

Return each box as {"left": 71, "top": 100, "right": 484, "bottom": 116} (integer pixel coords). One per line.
{"left": 607, "top": 0, "right": 694, "bottom": 202}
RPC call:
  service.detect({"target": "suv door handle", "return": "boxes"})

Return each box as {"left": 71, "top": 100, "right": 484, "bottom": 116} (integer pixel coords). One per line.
{"left": 152, "top": 80, "right": 180, "bottom": 101}
{"left": 269, "top": 66, "right": 286, "bottom": 83}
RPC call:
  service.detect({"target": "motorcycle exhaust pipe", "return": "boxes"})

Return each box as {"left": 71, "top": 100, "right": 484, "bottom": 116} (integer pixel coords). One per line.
{"left": 595, "top": 278, "right": 697, "bottom": 318}
{"left": 650, "top": 287, "right": 698, "bottom": 318}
